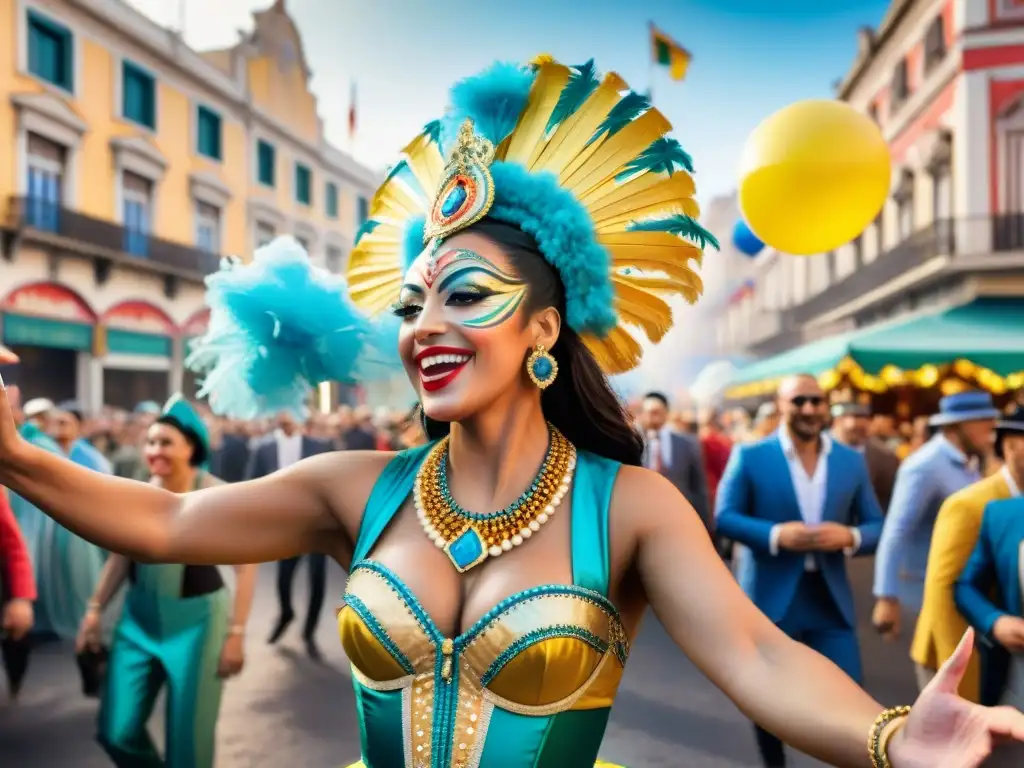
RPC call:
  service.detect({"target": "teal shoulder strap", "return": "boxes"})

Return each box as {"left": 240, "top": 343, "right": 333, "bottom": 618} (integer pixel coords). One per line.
{"left": 570, "top": 450, "right": 621, "bottom": 597}
{"left": 352, "top": 443, "right": 434, "bottom": 564}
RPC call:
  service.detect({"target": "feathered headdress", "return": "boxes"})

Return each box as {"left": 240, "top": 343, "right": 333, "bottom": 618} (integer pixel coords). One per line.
{"left": 348, "top": 56, "right": 717, "bottom": 373}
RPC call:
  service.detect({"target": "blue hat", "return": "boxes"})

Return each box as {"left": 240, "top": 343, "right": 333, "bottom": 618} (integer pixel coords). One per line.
{"left": 998, "top": 405, "right": 1024, "bottom": 433}
{"left": 928, "top": 391, "right": 1001, "bottom": 427}
{"left": 995, "top": 404, "right": 1024, "bottom": 459}
{"left": 159, "top": 394, "right": 211, "bottom": 469}
{"left": 135, "top": 400, "right": 161, "bottom": 415}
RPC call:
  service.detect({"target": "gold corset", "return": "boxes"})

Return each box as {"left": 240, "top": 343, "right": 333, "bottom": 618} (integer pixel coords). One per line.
{"left": 338, "top": 561, "right": 630, "bottom": 765}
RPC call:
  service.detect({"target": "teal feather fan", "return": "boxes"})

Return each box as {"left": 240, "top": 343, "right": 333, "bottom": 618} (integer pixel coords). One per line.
{"left": 186, "top": 237, "right": 400, "bottom": 419}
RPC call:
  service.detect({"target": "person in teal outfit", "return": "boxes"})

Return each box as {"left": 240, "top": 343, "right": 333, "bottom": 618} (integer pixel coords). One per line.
{"left": 30, "top": 400, "right": 112, "bottom": 641}
{"left": 76, "top": 395, "right": 258, "bottom": 768}
{"left": 2, "top": 57, "right": 1024, "bottom": 768}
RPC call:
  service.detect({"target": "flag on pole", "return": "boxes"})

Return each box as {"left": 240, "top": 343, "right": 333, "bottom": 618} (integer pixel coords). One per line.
{"left": 348, "top": 80, "right": 357, "bottom": 139}
{"left": 650, "top": 23, "right": 691, "bottom": 81}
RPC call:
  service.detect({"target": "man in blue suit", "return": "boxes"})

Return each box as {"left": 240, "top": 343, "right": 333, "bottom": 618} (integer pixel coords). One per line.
{"left": 716, "top": 373, "right": 883, "bottom": 768}
{"left": 954, "top": 405, "right": 1024, "bottom": 713}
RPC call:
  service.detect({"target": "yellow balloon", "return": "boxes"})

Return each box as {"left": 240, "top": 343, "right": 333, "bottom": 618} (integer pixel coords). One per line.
{"left": 738, "top": 99, "right": 891, "bottom": 256}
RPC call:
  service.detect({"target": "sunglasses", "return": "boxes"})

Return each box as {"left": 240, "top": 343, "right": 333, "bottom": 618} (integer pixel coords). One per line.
{"left": 790, "top": 395, "right": 824, "bottom": 408}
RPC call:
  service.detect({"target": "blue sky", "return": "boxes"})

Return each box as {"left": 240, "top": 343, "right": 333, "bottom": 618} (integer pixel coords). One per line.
{"left": 138, "top": 0, "right": 891, "bottom": 205}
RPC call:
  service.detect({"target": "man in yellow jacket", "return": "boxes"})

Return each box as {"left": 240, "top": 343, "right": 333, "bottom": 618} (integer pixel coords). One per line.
{"left": 911, "top": 411, "right": 1022, "bottom": 700}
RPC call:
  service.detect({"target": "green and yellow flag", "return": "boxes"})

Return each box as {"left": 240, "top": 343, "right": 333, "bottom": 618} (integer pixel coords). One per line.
{"left": 650, "top": 24, "right": 691, "bottom": 81}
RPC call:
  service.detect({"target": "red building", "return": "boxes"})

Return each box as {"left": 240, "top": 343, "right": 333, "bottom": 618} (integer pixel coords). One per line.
{"left": 727, "top": 0, "right": 1024, "bottom": 363}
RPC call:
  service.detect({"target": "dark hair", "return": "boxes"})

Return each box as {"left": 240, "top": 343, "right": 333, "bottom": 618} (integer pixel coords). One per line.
{"left": 419, "top": 218, "right": 643, "bottom": 466}
{"left": 155, "top": 415, "right": 207, "bottom": 467}
{"left": 642, "top": 391, "right": 669, "bottom": 407}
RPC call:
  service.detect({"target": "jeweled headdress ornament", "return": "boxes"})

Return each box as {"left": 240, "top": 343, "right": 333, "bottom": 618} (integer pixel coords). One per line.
{"left": 348, "top": 56, "right": 717, "bottom": 373}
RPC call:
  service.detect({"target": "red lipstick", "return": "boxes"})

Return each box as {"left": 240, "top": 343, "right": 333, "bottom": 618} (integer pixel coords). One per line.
{"left": 416, "top": 346, "right": 474, "bottom": 393}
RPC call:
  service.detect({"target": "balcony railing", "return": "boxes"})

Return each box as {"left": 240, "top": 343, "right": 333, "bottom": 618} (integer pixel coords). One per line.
{"left": 786, "top": 219, "right": 957, "bottom": 327}
{"left": 6, "top": 196, "right": 220, "bottom": 279}
{"left": 992, "top": 213, "right": 1024, "bottom": 251}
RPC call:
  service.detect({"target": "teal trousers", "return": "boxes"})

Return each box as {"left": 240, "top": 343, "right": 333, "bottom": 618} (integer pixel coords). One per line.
{"left": 97, "top": 585, "right": 229, "bottom": 767}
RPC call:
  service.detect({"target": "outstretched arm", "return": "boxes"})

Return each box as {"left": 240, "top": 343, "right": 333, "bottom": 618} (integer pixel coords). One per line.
{"left": 0, "top": 385, "right": 384, "bottom": 565}
{"left": 623, "top": 467, "right": 884, "bottom": 766}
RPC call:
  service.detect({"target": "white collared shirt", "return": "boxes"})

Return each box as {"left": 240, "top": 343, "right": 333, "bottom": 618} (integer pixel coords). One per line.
{"left": 275, "top": 428, "right": 303, "bottom": 470}
{"left": 645, "top": 425, "right": 674, "bottom": 470}
{"left": 770, "top": 426, "right": 861, "bottom": 568}
{"left": 1003, "top": 465, "right": 1022, "bottom": 498}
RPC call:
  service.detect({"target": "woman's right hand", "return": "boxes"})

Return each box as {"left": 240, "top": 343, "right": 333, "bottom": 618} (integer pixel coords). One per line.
{"left": 76, "top": 606, "right": 102, "bottom": 653}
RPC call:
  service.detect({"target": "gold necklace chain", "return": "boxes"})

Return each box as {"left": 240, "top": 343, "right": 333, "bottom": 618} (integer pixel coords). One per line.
{"left": 414, "top": 426, "right": 577, "bottom": 573}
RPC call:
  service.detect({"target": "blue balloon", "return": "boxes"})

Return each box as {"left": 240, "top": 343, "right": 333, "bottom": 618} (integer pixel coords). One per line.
{"left": 732, "top": 219, "right": 764, "bottom": 257}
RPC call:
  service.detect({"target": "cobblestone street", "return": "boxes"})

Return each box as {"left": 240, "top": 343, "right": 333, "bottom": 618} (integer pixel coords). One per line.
{"left": 0, "top": 559, "right": 917, "bottom": 767}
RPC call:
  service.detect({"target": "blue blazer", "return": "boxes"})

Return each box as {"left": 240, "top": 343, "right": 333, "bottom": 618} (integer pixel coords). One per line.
{"left": 715, "top": 435, "right": 884, "bottom": 626}
{"left": 874, "top": 436, "right": 981, "bottom": 611}
{"left": 954, "top": 497, "right": 1024, "bottom": 706}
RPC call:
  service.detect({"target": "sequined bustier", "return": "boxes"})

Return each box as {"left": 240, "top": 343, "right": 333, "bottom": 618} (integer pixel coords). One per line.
{"left": 338, "top": 444, "right": 630, "bottom": 767}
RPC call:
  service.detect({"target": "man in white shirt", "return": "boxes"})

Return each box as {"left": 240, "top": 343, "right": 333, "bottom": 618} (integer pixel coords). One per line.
{"left": 246, "top": 411, "right": 333, "bottom": 659}
{"left": 715, "top": 374, "right": 884, "bottom": 767}
{"left": 636, "top": 392, "right": 710, "bottom": 526}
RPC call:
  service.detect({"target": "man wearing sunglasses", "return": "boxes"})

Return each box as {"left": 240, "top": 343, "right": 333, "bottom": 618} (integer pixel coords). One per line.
{"left": 716, "top": 373, "right": 883, "bottom": 768}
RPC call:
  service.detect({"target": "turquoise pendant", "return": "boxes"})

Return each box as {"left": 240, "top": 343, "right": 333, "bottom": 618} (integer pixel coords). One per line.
{"left": 444, "top": 528, "right": 488, "bottom": 573}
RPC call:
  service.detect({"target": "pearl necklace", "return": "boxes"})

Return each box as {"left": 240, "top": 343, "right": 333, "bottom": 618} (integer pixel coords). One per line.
{"left": 414, "top": 427, "right": 577, "bottom": 573}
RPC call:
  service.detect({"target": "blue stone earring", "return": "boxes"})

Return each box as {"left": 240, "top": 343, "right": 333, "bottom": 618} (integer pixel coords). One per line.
{"left": 526, "top": 345, "right": 558, "bottom": 390}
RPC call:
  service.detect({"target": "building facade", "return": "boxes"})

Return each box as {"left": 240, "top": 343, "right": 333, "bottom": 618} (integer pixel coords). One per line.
{"left": 0, "top": 0, "right": 378, "bottom": 410}
{"left": 720, "top": 0, "right": 1024, "bottom": 371}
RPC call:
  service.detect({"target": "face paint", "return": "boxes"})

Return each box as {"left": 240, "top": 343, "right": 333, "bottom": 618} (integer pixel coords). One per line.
{"left": 435, "top": 249, "right": 527, "bottom": 329}
{"left": 392, "top": 248, "right": 527, "bottom": 329}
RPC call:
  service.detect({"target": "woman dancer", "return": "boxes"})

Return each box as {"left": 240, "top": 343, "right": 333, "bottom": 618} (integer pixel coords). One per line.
{"left": 0, "top": 57, "right": 1022, "bottom": 768}
{"left": 76, "top": 395, "right": 257, "bottom": 767}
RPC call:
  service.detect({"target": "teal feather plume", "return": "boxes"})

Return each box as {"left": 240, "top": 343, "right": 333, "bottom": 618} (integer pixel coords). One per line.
{"left": 421, "top": 119, "right": 443, "bottom": 145}
{"left": 440, "top": 62, "right": 538, "bottom": 152}
{"left": 615, "top": 137, "right": 694, "bottom": 181}
{"left": 546, "top": 60, "right": 599, "bottom": 133}
{"left": 588, "top": 91, "right": 650, "bottom": 146}
{"left": 627, "top": 214, "right": 720, "bottom": 251}
{"left": 382, "top": 159, "right": 426, "bottom": 200}
{"left": 354, "top": 218, "right": 379, "bottom": 245}
{"left": 186, "top": 237, "right": 400, "bottom": 419}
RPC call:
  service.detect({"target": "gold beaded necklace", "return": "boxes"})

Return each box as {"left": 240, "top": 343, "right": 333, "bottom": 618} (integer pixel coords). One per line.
{"left": 415, "top": 425, "right": 577, "bottom": 573}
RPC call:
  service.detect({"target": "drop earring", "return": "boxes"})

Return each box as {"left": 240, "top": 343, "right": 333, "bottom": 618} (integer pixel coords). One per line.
{"left": 526, "top": 345, "right": 558, "bottom": 390}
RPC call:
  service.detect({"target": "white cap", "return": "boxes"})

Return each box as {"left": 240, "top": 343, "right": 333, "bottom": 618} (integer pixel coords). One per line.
{"left": 23, "top": 398, "right": 55, "bottom": 419}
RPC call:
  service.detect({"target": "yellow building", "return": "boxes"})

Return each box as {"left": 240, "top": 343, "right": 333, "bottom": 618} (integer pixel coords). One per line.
{"left": 0, "top": 0, "right": 378, "bottom": 409}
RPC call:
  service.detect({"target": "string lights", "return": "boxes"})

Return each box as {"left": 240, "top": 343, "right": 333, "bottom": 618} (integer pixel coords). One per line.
{"left": 725, "top": 357, "right": 1024, "bottom": 400}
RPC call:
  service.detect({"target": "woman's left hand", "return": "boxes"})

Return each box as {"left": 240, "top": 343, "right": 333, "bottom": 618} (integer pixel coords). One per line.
{"left": 217, "top": 633, "right": 245, "bottom": 679}
{"left": 889, "top": 628, "right": 1024, "bottom": 767}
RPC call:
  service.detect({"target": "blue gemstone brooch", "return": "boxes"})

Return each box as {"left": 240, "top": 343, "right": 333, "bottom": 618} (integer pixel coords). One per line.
{"left": 423, "top": 119, "right": 497, "bottom": 259}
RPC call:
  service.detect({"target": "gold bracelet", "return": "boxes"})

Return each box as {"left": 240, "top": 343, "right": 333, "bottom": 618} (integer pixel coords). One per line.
{"left": 868, "top": 706, "right": 911, "bottom": 768}
{"left": 87, "top": 600, "right": 101, "bottom": 612}
{"left": 227, "top": 624, "right": 245, "bottom": 636}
